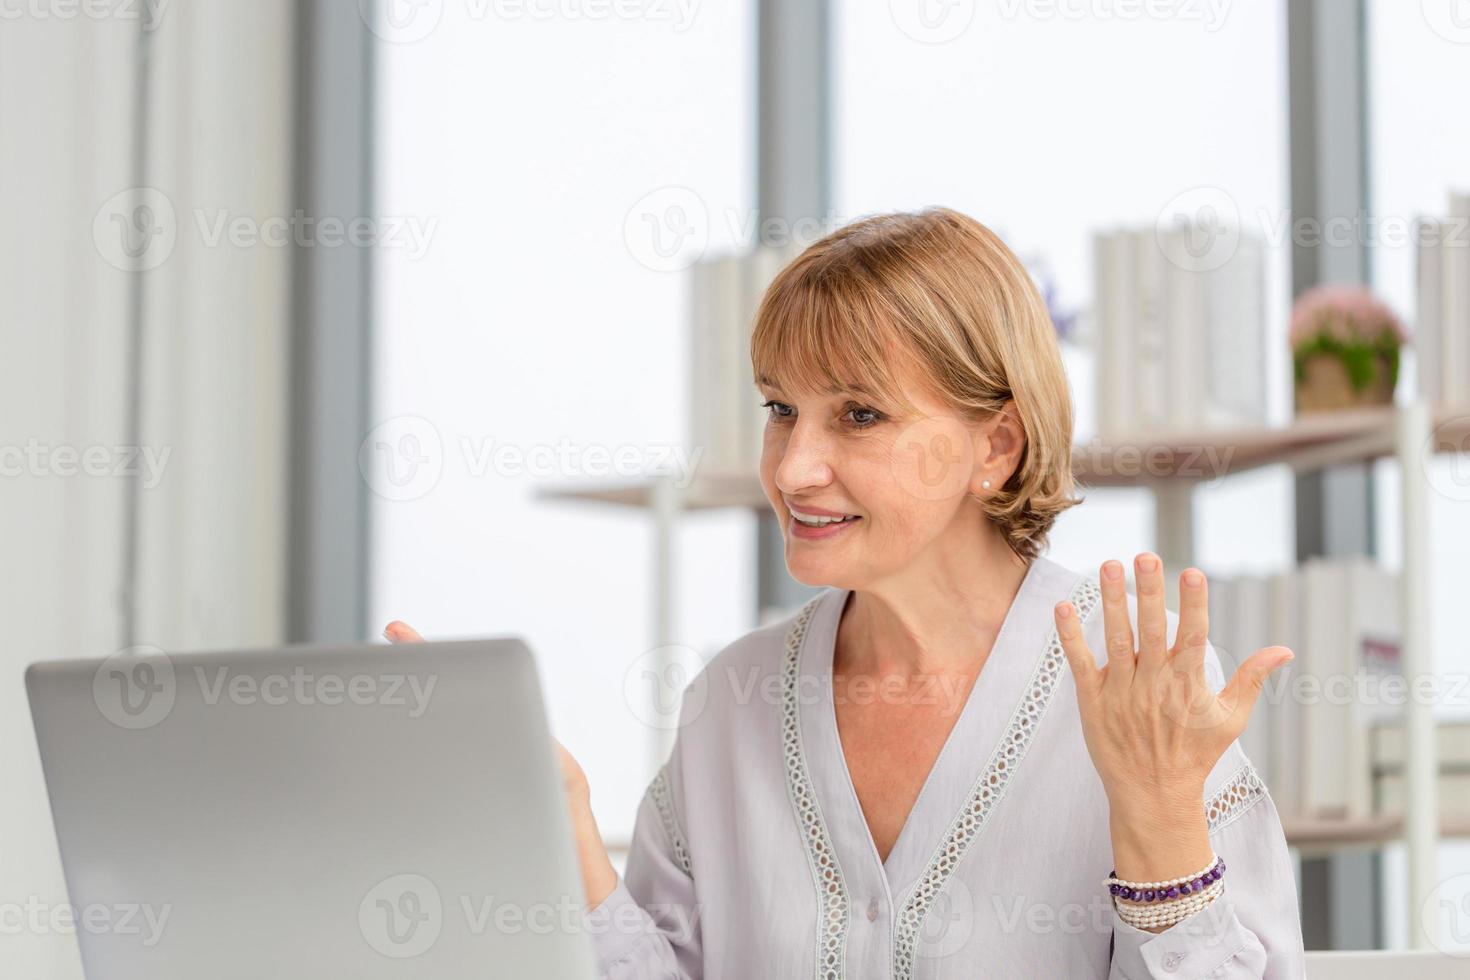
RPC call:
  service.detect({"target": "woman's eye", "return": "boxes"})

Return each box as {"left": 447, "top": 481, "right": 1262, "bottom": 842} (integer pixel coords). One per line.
{"left": 846, "top": 407, "right": 882, "bottom": 428}
{"left": 762, "top": 400, "right": 794, "bottom": 420}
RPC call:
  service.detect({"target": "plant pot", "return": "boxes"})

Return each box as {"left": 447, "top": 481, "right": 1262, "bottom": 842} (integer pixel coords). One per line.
{"left": 1293, "top": 352, "right": 1396, "bottom": 415}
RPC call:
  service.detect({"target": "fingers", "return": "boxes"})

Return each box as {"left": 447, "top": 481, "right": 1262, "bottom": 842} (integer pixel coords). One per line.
{"left": 1220, "top": 645, "right": 1294, "bottom": 735}
{"left": 1054, "top": 600, "right": 1103, "bottom": 703}
{"left": 1173, "top": 567, "right": 1210, "bottom": 674}
{"left": 383, "top": 620, "right": 425, "bottom": 644}
{"left": 1099, "top": 559, "right": 1135, "bottom": 689}
{"left": 1133, "top": 553, "right": 1169, "bottom": 674}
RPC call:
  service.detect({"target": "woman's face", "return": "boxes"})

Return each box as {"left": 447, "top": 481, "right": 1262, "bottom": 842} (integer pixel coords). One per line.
{"left": 757, "top": 361, "right": 1017, "bottom": 591}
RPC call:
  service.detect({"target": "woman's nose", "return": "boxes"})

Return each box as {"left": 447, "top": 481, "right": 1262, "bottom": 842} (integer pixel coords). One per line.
{"left": 773, "top": 420, "right": 834, "bottom": 493}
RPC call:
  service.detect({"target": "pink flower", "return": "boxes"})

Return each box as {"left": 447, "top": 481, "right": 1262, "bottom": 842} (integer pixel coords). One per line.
{"left": 1289, "top": 285, "right": 1408, "bottom": 349}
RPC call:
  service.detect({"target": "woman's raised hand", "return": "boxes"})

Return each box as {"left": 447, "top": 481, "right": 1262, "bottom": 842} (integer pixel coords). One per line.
{"left": 1051, "top": 554, "right": 1293, "bottom": 883}
{"left": 382, "top": 619, "right": 615, "bottom": 907}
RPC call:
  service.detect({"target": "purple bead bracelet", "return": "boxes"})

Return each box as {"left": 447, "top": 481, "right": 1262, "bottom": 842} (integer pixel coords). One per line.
{"left": 1108, "top": 857, "right": 1226, "bottom": 903}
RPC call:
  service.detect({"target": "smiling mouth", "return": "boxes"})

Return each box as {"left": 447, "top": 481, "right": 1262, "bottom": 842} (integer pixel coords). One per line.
{"left": 789, "top": 509, "right": 861, "bottom": 528}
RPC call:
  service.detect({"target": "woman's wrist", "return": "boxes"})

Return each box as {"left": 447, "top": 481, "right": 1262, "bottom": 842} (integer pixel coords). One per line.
{"left": 1107, "top": 792, "right": 1213, "bottom": 888}
{"left": 570, "top": 801, "right": 619, "bottom": 909}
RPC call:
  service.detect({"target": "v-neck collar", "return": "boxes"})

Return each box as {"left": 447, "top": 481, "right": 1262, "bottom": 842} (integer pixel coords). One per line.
{"left": 777, "top": 557, "right": 1102, "bottom": 979}
{"left": 798, "top": 558, "right": 1047, "bottom": 906}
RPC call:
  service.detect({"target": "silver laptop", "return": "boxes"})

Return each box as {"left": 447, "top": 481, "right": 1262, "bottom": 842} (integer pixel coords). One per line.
{"left": 26, "top": 638, "right": 597, "bottom": 980}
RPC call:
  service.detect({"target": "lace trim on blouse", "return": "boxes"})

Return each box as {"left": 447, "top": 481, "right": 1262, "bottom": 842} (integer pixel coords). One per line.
{"left": 890, "top": 575, "right": 1101, "bottom": 980}
{"left": 648, "top": 763, "right": 693, "bottom": 877}
{"left": 1205, "top": 761, "right": 1268, "bottom": 835}
{"left": 781, "top": 595, "right": 848, "bottom": 980}
{"left": 779, "top": 577, "right": 1104, "bottom": 980}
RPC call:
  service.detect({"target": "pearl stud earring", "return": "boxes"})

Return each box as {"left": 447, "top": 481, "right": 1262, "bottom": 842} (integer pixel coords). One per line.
{"left": 982, "top": 479, "right": 991, "bottom": 490}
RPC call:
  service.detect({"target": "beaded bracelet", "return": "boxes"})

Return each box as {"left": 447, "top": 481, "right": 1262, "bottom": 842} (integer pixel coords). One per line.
{"left": 1104, "top": 855, "right": 1227, "bottom": 930}
{"left": 1116, "top": 878, "right": 1224, "bottom": 930}
{"left": 1104, "top": 854, "right": 1226, "bottom": 903}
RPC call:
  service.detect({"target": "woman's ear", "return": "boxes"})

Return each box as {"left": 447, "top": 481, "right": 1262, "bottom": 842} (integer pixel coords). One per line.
{"left": 971, "top": 399, "right": 1024, "bottom": 492}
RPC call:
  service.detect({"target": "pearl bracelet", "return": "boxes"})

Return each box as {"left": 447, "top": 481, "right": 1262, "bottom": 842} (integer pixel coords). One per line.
{"left": 1115, "top": 878, "right": 1224, "bottom": 929}
{"left": 1104, "top": 855, "right": 1225, "bottom": 903}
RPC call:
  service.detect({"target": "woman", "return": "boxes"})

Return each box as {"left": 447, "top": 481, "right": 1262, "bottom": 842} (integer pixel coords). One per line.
{"left": 388, "top": 207, "right": 1306, "bottom": 977}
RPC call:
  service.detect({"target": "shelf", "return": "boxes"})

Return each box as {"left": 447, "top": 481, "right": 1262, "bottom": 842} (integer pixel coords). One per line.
{"left": 536, "top": 403, "right": 1470, "bottom": 508}
{"left": 1283, "top": 813, "right": 1470, "bottom": 851}
{"left": 538, "top": 470, "right": 769, "bottom": 511}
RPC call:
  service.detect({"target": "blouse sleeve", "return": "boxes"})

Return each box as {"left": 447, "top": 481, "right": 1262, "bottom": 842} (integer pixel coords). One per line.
{"left": 1108, "top": 639, "right": 1307, "bottom": 979}
{"left": 582, "top": 722, "right": 703, "bottom": 978}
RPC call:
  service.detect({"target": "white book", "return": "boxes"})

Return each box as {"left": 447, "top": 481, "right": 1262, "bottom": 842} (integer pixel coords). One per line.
{"left": 1093, "top": 231, "right": 1137, "bottom": 439}
{"left": 1134, "top": 230, "right": 1169, "bottom": 432}
{"left": 741, "top": 245, "right": 794, "bottom": 469}
{"left": 1267, "top": 568, "right": 1303, "bottom": 816}
{"left": 1091, "top": 231, "right": 1113, "bottom": 434}
{"left": 1416, "top": 216, "right": 1445, "bottom": 407}
{"left": 1232, "top": 573, "right": 1274, "bottom": 783}
{"left": 1206, "top": 234, "right": 1268, "bottom": 428}
{"left": 688, "top": 258, "right": 720, "bottom": 469}
{"left": 1300, "top": 557, "right": 1352, "bottom": 816}
{"left": 713, "top": 255, "right": 747, "bottom": 472}
{"left": 1344, "top": 558, "right": 1402, "bottom": 818}
{"left": 1297, "top": 557, "right": 1403, "bottom": 818}
{"left": 1448, "top": 193, "right": 1470, "bottom": 407}
{"left": 1094, "top": 223, "right": 1269, "bottom": 437}
{"left": 1373, "top": 720, "right": 1470, "bottom": 814}
{"left": 1158, "top": 226, "right": 1205, "bottom": 433}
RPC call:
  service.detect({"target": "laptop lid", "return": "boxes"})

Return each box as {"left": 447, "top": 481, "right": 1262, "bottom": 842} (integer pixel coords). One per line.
{"left": 26, "top": 638, "right": 597, "bottom": 979}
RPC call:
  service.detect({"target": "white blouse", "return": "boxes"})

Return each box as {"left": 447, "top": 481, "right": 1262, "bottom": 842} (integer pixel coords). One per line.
{"left": 583, "top": 555, "right": 1306, "bottom": 978}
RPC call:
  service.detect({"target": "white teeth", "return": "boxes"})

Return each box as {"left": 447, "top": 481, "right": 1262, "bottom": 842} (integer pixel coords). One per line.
{"left": 791, "top": 509, "right": 856, "bottom": 527}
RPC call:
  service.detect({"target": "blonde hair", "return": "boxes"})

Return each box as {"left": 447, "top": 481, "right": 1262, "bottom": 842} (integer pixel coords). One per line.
{"left": 750, "top": 206, "right": 1082, "bottom": 562}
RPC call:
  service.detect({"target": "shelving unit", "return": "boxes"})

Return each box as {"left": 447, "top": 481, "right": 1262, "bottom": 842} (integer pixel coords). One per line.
{"left": 538, "top": 398, "right": 1469, "bottom": 941}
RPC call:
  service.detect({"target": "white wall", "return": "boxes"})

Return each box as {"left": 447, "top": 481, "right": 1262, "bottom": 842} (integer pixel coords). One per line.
{"left": 371, "top": 1, "right": 756, "bottom": 842}
{"left": 1, "top": 3, "right": 294, "bottom": 975}
{"left": 1, "top": 13, "right": 136, "bottom": 977}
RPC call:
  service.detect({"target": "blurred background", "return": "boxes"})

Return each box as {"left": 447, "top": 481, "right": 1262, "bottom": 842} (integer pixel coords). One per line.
{"left": 5, "top": 0, "right": 1470, "bottom": 974}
